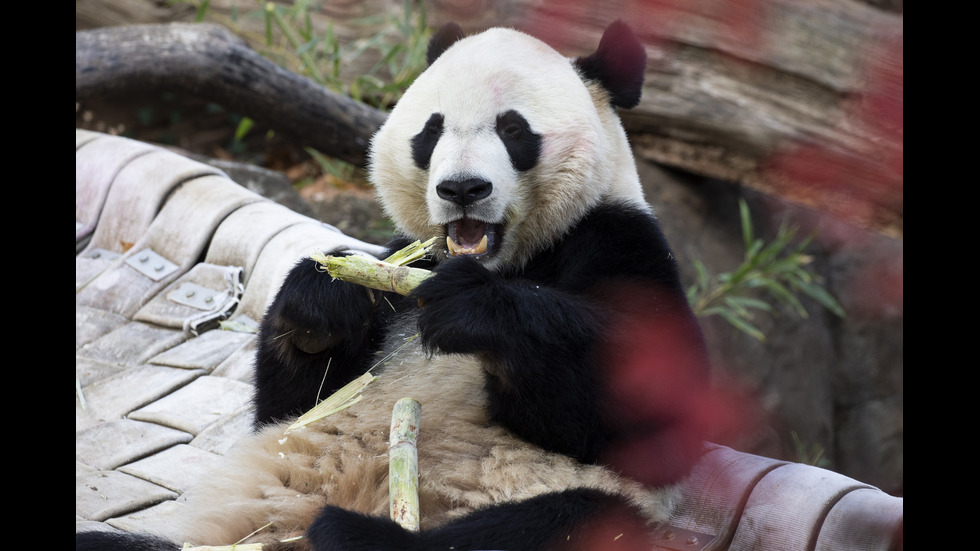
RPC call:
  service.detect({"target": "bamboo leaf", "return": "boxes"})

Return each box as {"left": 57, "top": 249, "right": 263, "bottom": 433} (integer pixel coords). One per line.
{"left": 724, "top": 295, "right": 773, "bottom": 313}
{"left": 745, "top": 238, "right": 764, "bottom": 261}
{"left": 741, "top": 275, "right": 771, "bottom": 289}
{"left": 234, "top": 117, "right": 254, "bottom": 142}
{"left": 763, "top": 280, "right": 809, "bottom": 318}
{"left": 795, "top": 280, "right": 846, "bottom": 318}
{"left": 765, "top": 256, "right": 807, "bottom": 276}
{"left": 693, "top": 258, "right": 710, "bottom": 291}
{"left": 739, "top": 199, "right": 753, "bottom": 252}
{"left": 303, "top": 8, "right": 313, "bottom": 39}
{"left": 296, "top": 37, "right": 320, "bottom": 56}
{"left": 193, "top": 0, "right": 211, "bottom": 22}
{"left": 754, "top": 231, "right": 794, "bottom": 268}
{"left": 699, "top": 306, "right": 730, "bottom": 317}
{"left": 718, "top": 309, "right": 766, "bottom": 341}
{"left": 686, "top": 285, "right": 699, "bottom": 308}
{"left": 722, "top": 295, "right": 751, "bottom": 318}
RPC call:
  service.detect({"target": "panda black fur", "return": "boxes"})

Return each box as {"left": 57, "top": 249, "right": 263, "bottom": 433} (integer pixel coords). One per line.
{"left": 78, "top": 20, "right": 711, "bottom": 551}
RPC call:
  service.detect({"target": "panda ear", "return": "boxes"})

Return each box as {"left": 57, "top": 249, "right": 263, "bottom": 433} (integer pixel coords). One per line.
{"left": 574, "top": 20, "right": 647, "bottom": 109}
{"left": 427, "top": 22, "right": 466, "bottom": 66}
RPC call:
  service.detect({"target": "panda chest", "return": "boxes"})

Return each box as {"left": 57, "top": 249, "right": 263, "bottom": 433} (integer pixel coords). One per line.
{"left": 366, "top": 312, "right": 491, "bottom": 421}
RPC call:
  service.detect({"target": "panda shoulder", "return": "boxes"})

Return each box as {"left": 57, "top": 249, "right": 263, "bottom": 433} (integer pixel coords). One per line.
{"left": 541, "top": 200, "right": 677, "bottom": 284}
{"left": 570, "top": 200, "right": 667, "bottom": 250}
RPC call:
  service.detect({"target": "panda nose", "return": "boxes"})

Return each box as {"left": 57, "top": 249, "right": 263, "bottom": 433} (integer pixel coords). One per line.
{"left": 436, "top": 178, "right": 492, "bottom": 207}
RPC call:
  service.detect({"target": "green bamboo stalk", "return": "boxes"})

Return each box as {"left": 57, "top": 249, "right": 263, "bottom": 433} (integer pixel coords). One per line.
{"left": 315, "top": 254, "right": 432, "bottom": 295}
{"left": 311, "top": 238, "right": 436, "bottom": 296}
{"left": 389, "top": 398, "right": 421, "bottom": 532}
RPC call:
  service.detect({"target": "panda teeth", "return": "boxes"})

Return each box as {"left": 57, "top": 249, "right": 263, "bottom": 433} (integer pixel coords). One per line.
{"left": 446, "top": 234, "right": 488, "bottom": 256}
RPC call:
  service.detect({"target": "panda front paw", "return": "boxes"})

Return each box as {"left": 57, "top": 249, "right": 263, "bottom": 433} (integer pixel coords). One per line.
{"left": 411, "top": 256, "right": 499, "bottom": 354}
{"left": 262, "top": 255, "right": 378, "bottom": 359}
{"left": 253, "top": 255, "right": 384, "bottom": 425}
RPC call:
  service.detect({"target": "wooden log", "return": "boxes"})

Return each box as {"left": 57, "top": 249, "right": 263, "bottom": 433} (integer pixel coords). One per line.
{"left": 75, "top": 22, "right": 387, "bottom": 168}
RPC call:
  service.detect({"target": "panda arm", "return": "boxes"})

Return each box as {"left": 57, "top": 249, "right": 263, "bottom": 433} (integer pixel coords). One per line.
{"left": 415, "top": 254, "right": 604, "bottom": 462}
{"left": 252, "top": 236, "right": 429, "bottom": 427}
{"left": 412, "top": 203, "right": 706, "bottom": 463}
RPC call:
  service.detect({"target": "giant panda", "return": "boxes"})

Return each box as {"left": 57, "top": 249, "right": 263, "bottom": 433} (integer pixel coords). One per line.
{"left": 77, "top": 20, "right": 712, "bottom": 551}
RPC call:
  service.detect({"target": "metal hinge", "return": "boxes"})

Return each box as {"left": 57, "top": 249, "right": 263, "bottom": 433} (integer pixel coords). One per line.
{"left": 83, "top": 248, "right": 121, "bottom": 262}
{"left": 125, "top": 248, "right": 179, "bottom": 281}
{"left": 167, "top": 282, "right": 228, "bottom": 311}
{"left": 650, "top": 524, "right": 717, "bottom": 551}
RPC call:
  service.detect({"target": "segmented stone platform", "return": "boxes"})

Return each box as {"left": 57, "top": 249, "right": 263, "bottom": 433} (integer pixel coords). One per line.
{"left": 75, "top": 129, "right": 902, "bottom": 550}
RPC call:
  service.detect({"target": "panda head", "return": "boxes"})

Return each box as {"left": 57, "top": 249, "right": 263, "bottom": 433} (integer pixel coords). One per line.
{"left": 369, "top": 21, "right": 649, "bottom": 270}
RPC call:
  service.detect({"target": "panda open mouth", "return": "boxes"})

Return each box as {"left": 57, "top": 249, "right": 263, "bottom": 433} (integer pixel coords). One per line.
{"left": 446, "top": 218, "right": 500, "bottom": 257}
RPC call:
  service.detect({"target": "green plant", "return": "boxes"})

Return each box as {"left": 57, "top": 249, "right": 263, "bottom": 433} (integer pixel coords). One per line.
{"left": 790, "top": 431, "right": 830, "bottom": 468}
{"left": 686, "top": 199, "right": 845, "bottom": 341}
{"left": 305, "top": 146, "right": 356, "bottom": 182}
{"left": 185, "top": 0, "right": 430, "bottom": 110}
{"left": 177, "top": 0, "right": 429, "bottom": 176}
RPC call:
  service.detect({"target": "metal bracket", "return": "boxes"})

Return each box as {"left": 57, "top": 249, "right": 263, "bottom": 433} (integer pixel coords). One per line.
{"left": 125, "top": 248, "right": 179, "bottom": 281}
{"left": 168, "top": 282, "right": 228, "bottom": 311}
{"left": 649, "top": 525, "right": 717, "bottom": 551}
{"left": 83, "top": 248, "right": 121, "bottom": 262}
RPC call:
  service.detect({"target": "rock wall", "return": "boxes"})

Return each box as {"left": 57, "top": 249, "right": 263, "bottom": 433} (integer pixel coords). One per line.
{"left": 640, "top": 159, "right": 902, "bottom": 496}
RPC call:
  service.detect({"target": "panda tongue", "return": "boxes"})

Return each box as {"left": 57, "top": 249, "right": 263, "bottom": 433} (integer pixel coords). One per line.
{"left": 448, "top": 219, "right": 488, "bottom": 256}
{"left": 458, "top": 218, "right": 486, "bottom": 245}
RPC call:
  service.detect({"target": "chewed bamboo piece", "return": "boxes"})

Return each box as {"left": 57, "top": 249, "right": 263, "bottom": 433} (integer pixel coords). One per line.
{"left": 311, "top": 238, "right": 437, "bottom": 296}
{"left": 389, "top": 398, "right": 422, "bottom": 532}
{"left": 283, "top": 371, "right": 377, "bottom": 434}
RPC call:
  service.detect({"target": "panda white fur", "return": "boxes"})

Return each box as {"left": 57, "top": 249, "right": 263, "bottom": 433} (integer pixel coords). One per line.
{"left": 78, "top": 20, "right": 711, "bottom": 551}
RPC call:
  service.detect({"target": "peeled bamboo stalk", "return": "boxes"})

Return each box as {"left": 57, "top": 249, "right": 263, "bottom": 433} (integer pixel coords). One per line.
{"left": 311, "top": 238, "right": 436, "bottom": 296}
{"left": 389, "top": 398, "right": 421, "bottom": 532}
{"left": 317, "top": 255, "right": 431, "bottom": 295}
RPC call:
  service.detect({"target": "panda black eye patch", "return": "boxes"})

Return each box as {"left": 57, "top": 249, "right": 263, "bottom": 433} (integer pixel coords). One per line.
{"left": 411, "top": 113, "right": 444, "bottom": 170}
{"left": 496, "top": 110, "right": 541, "bottom": 172}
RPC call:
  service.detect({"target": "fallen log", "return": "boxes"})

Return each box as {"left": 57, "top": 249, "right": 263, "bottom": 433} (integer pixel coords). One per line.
{"left": 75, "top": 22, "right": 387, "bottom": 168}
